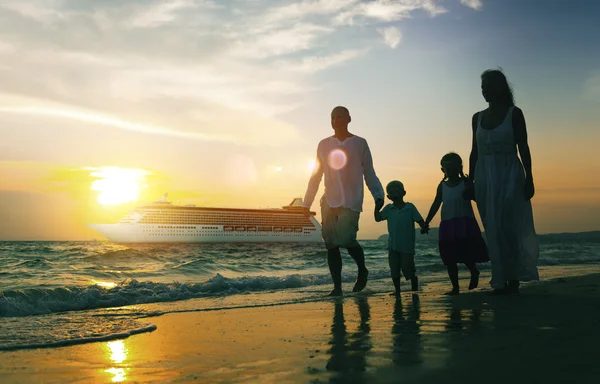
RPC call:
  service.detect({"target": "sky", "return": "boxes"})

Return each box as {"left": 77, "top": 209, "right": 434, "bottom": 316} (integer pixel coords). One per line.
{"left": 1, "top": 0, "right": 599, "bottom": 240}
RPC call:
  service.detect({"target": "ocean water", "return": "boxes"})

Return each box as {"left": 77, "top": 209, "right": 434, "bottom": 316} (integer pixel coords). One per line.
{"left": 1, "top": 232, "right": 600, "bottom": 351}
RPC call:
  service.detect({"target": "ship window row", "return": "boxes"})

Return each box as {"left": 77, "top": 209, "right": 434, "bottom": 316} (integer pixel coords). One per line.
{"left": 140, "top": 222, "right": 313, "bottom": 226}
{"left": 141, "top": 228, "right": 313, "bottom": 232}
{"left": 141, "top": 214, "right": 303, "bottom": 219}
{"left": 140, "top": 222, "right": 312, "bottom": 226}
{"left": 143, "top": 230, "right": 225, "bottom": 233}
{"left": 154, "top": 225, "right": 218, "bottom": 230}
{"left": 143, "top": 233, "right": 314, "bottom": 236}
{"left": 141, "top": 210, "right": 298, "bottom": 215}
{"left": 140, "top": 225, "right": 315, "bottom": 229}
{"left": 140, "top": 224, "right": 315, "bottom": 228}
{"left": 140, "top": 223, "right": 315, "bottom": 228}
{"left": 140, "top": 218, "right": 311, "bottom": 223}
{"left": 141, "top": 217, "right": 308, "bottom": 220}
{"left": 141, "top": 214, "right": 305, "bottom": 219}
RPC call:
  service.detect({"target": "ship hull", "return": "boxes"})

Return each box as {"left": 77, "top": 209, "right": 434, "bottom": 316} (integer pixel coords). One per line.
{"left": 87, "top": 224, "right": 323, "bottom": 243}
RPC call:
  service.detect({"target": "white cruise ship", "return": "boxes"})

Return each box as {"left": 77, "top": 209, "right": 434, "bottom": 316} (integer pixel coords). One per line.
{"left": 88, "top": 195, "right": 322, "bottom": 243}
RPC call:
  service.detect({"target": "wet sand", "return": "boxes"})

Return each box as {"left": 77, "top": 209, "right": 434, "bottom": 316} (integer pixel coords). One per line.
{"left": 1, "top": 267, "right": 600, "bottom": 383}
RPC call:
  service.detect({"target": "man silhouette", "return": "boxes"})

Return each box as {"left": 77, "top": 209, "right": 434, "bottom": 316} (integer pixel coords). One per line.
{"left": 303, "top": 106, "right": 385, "bottom": 296}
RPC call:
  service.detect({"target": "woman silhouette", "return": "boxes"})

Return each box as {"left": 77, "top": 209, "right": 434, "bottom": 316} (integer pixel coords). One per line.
{"left": 468, "top": 69, "right": 539, "bottom": 294}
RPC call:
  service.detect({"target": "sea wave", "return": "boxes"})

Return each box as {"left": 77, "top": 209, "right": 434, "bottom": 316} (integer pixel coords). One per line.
{"left": 0, "top": 271, "right": 396, "bottom": 317}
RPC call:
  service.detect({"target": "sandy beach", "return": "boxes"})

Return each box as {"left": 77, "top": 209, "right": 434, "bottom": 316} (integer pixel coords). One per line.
{"left": 1, "top": 266, "right": 600, "bottom": 384}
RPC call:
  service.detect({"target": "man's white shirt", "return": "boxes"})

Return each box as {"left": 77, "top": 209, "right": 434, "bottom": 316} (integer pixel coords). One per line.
{"left": 303, "top": 135, "right": 384, "bottom": 212}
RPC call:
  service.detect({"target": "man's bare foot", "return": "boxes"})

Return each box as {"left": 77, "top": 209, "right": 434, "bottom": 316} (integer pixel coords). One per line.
{"left": 469, "top": 270, "right": 480, "bottom": 290}
{"left": 327, "top": 287, "right": 343, "bottom": 297}
{"left": 444, "top": 287, "right": 459, "bottom": 295}
{"left": 352, "top": 268, "right": 369, "bottom": 292}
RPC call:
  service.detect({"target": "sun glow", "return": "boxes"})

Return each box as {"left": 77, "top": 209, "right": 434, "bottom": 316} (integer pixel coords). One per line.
{"left": 307, "top": 159, "right": 319, "bottom": 174}
{"left": 89, "top": 167, "right": 149, "bottom": 205}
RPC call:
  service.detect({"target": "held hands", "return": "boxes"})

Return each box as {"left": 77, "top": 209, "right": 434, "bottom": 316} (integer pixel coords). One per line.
{"left": 524, "top": 177, "right": 535, "bottom": 200}
{"left": 420, "top": 221, "right": 430, "bottom": 235}
{"left": 375, "top": 198, "right": 385, "bottom": 211}
{"left": 463, "top": 177, "right": 476, "bottom": 201}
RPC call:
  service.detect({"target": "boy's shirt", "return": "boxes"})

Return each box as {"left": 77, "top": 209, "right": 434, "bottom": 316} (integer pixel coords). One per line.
{"left": 380, "top": 202, "right": 423, "bottom": 254}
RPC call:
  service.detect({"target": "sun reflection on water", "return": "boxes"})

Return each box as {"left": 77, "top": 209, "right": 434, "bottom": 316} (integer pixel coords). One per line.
{"left": 93, "top": 280, "right": 117, "bottom": 289}
{"left": 108, "top": 340, "right": 128, "bottom": 363}
{"left": 104, "top": 340, "right": 129, "bottom": 382}
{"left": 105, "top": 367, "right": 127, "bottom": 383}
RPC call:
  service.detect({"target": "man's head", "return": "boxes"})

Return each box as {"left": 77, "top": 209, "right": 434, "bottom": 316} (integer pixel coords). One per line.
{"left": 331, "top": 106, "right": 351, "bottom": 132}
{"left": 386, "top": 180, "right": 406, "bottom": 202}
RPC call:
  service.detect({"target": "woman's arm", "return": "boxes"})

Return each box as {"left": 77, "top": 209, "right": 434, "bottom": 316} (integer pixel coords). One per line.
{"left": 513, "top": 107, "right": 535, "bottom": 200}
{"left": 468, "top": 112, "right": 479, "bottom": 180}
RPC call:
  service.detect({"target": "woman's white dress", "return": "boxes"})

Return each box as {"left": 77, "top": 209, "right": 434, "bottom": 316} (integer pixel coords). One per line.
{"left": 475, "top": 107, "right": 539, "bottom": 289}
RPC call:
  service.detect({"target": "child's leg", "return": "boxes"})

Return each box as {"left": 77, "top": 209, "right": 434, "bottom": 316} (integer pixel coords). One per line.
{"left": 401, "top": 253, "right": 418, "bottom": 291}
{"left": 465, "top": 261, "right": 480, "bottom": 290}
{"left": 446, "top": 263, "right": 459, "bottom": 295}
{"left": 388, "top": 249, "right": 402, "bottom": 295}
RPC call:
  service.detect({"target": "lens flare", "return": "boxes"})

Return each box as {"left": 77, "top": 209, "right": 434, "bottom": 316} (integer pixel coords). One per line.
{"left": 328, "top": 149, "right": 347, "bottom": 170}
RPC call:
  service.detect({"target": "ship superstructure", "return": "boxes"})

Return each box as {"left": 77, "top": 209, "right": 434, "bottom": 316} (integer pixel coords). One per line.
{"left": 88, "top": 195, "right": 322, "bottom": 243}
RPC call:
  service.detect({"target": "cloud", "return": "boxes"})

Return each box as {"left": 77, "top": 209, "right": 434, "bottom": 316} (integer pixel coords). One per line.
{"left": 335, "top": 0, "right": 447, "bottom": 25}
{"left": 278, "top": 49, "right": 368, "bottom": 73}
{"left": 0, "top": 0, "right": 459, "bottom": 147}
{"left": 128, "top": 0, "right": 215, "bottom": 29}
{"left": 460, "top": 0, "right": 483, "bottom": 11}
{"left": 260, "top": 0, "right": 360, "bottom": 24}
{"left": 0, "top": 105, "right": 236, "bottom": 142}
{"left": 229, "top": 23, "right": 334, "bottom": 59}
{"left": 0, "top": 0, "right": 64, "bottom": 23}
{"left": 378, "top": 26, "right": 402, "bottom": 48}
{"left": 0, "top": 41, "right": 14, "bottom": 54}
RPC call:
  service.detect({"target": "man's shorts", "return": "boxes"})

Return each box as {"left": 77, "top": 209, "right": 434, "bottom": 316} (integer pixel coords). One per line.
{"left": 320, "top": 198, "right": 360, "bottom": 250}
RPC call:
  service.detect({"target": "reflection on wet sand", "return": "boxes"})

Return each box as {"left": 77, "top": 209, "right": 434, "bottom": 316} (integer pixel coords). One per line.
{"left": 104, "top": 340, "right": 129, "bottom": 383}
{"left": 321, "top": 293, "right": 489, "bottom": 383}
{"left": 392, "top": 294, "right": 422, "bottom": 367}
{"left": 326, "top": 296, "right": 372, "bottom": 383}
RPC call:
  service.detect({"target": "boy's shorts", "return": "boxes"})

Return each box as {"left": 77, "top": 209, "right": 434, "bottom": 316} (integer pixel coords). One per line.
{"left": 320, "top": 199, "right": 360, "bottom": 250}
{"left": 388, "top": 250, "right": 416, "bottom": 280}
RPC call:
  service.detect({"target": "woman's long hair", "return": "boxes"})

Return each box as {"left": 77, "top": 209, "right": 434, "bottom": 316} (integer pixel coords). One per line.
{"left": 481, "top": 68, "right": 515, "bottom": 106}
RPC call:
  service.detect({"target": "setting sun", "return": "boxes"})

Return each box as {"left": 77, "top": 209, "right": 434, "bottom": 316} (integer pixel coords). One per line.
{"left": 89, "top": 167, "right": 149, "bottom": 205}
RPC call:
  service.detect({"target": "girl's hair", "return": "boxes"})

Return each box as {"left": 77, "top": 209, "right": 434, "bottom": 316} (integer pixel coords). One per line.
{"left": 481, "top": 68, "right": 515, "bottom": 106}
{"left": 441, "top": 152, "right": 466, "bottom": 181}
